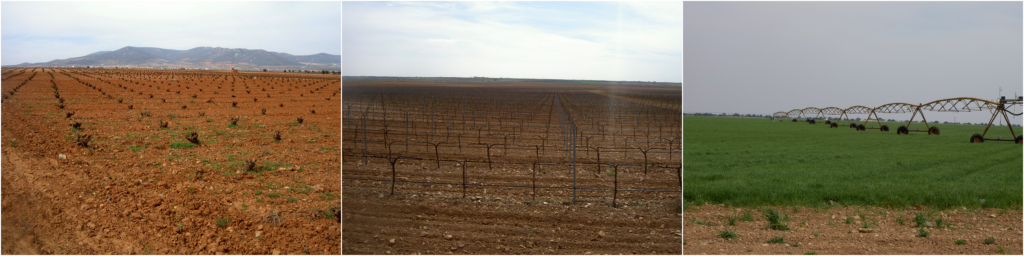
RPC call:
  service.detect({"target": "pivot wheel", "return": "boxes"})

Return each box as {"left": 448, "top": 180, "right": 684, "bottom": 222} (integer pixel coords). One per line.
{"left": 792, "top": 119, "right": 798, "bottom": 122}
{"left": 880, "top": 125, "right": 889, "bottom": 132}
{"left": 1016, "top": 135, "right": 1022, "bottom": 144}
{"left": 857, "top": 124, "right": 865, "bottom": 131}
{"left": 825, "top": 120, "right": 832, "bottom": 125}
{"left": 896, "top": 126, "right": 909, "bottom": 135}
{"left": 928, "top": 126, "right": 940, "bottom": 135}
{"left": 809, "top": 120, "right": 816, "bottom": 124}
{"left": 970, "top": 133, "right": 984, "bottom": 143}
{"left": 830, "top": 123, "right": 838, "bottom": 128}
{"left": 849, "top": 123, "right": 857, "bottom": 128}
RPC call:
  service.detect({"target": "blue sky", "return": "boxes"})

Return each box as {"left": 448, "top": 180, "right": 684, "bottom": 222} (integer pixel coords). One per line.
{"left": 1, "top": 1, "right": 340, "bottom": 65}
{"left": 684, "top": 1, "right": 1022, "bottom": 125}
{"left": 343, "top": 1, "right": 682, "bottom": 83}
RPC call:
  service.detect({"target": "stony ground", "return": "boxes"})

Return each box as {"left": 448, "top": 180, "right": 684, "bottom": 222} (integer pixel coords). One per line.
{"left": 684, "top": 204, "right": 1023, "bottom": 255}
{"left": 2, "top": 68, "right": 341, "bottom": 254}
{"left": 342, "top": 177, "right": 682, "bottom": 255}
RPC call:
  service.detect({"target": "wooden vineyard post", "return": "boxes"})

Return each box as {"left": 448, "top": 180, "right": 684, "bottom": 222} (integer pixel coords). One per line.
{"left": 427, "top": 141, "right": 446, "bottom": 168}
{"left": 363, "top": 113, "right": 368, "bottom": 165}
{"left": 388, "top": 156, "right": 401, "bottom": 195}
{"left": 612, "top": 164, "right": 619, "bottom": 208}
{"left": 502, "top": 134, "right": 513, "bottom": 156}
{"left": 405, "top": 112, "right": 409, "bottom": 152}
{"left": 477, "top": 127, "right": 484, "bottom": 144}
{"left": 532, "top": 162, "right": 537, "bottom": 202}
{"left": 677, "top": 166, "right": 682, "bottom": 189}
{"left": 536, "top": 135, "right": 547, "bottom": 154}
{"left": 637, "top": 147, "right": 651, "bottom": 175}
{"left": 571, "top": 123, "right": 577, "bottom": 205}
{"left": 461, "top": 161, "right": 467, "bottom": 199}
{"left": 478, "top": 143, "right": 502, "bottom": 171}
{"left": 583, "top": 136, "right": 594, "bottom": 158}
{"left": 663, "top": 137, "right": 677, "bottom": 161}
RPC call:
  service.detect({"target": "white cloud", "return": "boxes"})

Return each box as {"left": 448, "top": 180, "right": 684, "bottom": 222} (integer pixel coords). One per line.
{"left": 343, "top": 1, "right": 681, "bottom": 82}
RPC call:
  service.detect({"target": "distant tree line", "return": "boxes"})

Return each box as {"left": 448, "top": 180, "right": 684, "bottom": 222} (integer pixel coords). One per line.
{"left": 683, "top": 112, "right": 1022, "bottom": 126}
{"left": 280, "top": 69, "right": 339, "bottom": 74}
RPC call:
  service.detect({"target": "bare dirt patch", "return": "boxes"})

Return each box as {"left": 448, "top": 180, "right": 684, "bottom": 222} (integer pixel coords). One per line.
{"left": 342, "top": 177, "right": 682, "bottom": 255}
{"left": 1, "top": 67, "right": 340, "bottom": 254}
{"left": 684, "top": 205, "right": 1022, "bottom": 254}
{"left": 341, "top": 82, "right": 683, "bottom": 254}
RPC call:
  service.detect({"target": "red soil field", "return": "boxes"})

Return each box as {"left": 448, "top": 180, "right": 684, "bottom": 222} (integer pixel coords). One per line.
{"left": 1, "top": 68, "right": 340, "bottom": 254}
{"left": 342, "top": 82, "right": 682, "bottom": 254}
{"left": 684, "top": 205, "right": 1022, "bottom": 255}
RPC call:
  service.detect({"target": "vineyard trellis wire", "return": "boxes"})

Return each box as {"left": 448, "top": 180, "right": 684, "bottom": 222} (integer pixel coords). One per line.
{"left": 342, "top": 154, "right": 682, "bottom": 205}
{"left": 343, "top": 83, "right": 682, "bottom": 205}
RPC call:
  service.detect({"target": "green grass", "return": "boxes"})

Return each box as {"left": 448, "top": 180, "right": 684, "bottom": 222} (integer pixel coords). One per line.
{"left": 740, "top": 210, "right": 755, "bottom": 221}
{"left": 955, "top": 239, "right": 967, "bottom": 245}
{"left": 320, "top": 208, "right": 336, "bottom": 219}
{"left": 129, "top": 145, "right": 144, "bottom": 152}
{"left": 915, "top": 213, "right": 928, "bottom": 227}
{"left": 318, "top": 192, "right": 337, "bottom": 201}
{"left": 918, "top": 228, "right": 930, "bottom": 238}
{"left": 692, "top": 218, "right": 718, "bottom": 226}
{"left": 726, "top": 215, "right": 738, "bottom": 226}
{"left": 215, "top": 216, "right": 230, "bottom": 227}
{"left": 985, "top": 237, "right": 996, "bottom": 245}
{"left": 683, "top": 116, "right": 1022, "bottom": 209}
{"left": 766, "top": 236, "right": 786, "bottom": 244}
{"left": 169, "top": 141, "right": 194, "bottom": 149}
{"left": 718, "top": 229, "right": 738, "bottom": 240}
{"left": 762, "top": 208, "right": 789, "bottom": 230}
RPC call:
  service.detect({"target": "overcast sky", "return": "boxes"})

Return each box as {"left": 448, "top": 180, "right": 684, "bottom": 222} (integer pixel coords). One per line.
{"left": 685, "top": 2, "right": 1022, "bottom": 125}
{"left": 343, "top": 1, "right": 682, "bottom": 83}
{"left": 1, "top": 1, "right": 340, "bottom": 66}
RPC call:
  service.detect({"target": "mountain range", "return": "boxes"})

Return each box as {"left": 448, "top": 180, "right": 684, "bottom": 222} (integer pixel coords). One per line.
{"left": 11, "top": 46, "right": 340, "bottom": 71}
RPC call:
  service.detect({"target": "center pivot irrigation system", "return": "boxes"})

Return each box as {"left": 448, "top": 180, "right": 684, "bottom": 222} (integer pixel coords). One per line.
{"left": 772, "top": 96, "right": 1023, "bottom": 144}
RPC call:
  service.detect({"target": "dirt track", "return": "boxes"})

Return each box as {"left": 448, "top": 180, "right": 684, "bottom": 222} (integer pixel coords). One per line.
{"left": 684, "top": 205, "right": 1023, "bottom": 254}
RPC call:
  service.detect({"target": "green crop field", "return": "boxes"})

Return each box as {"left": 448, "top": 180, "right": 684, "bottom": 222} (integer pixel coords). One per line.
{"left": 684, "top": 116, "right": 1022, "bottom": 209}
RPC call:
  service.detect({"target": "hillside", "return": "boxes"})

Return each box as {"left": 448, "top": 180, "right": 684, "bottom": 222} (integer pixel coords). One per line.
{"left": 10, "top": 46, "right": 340, "bottom": 71}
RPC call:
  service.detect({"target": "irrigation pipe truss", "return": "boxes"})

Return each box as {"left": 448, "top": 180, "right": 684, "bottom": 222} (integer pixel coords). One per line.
{"left": 772, "top": 96, "right": 1023, "bottom": 143}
